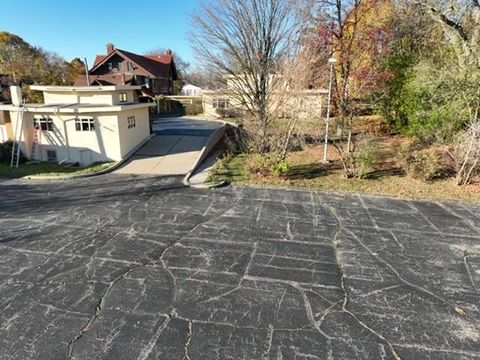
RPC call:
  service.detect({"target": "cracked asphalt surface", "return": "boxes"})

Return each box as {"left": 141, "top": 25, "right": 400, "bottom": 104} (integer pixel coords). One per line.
{"left": 0, "top": 175, "right": 479, "bottom": 359}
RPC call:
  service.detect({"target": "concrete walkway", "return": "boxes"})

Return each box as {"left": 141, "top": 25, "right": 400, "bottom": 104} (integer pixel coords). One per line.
{"left": 114, "top": 117, "right": 223, "bottom": 176}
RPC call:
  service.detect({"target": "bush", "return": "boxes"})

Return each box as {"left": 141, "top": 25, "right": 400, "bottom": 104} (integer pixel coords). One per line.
{"left": 397, "top": 139, "right": 454, "bottom": 181}
{"left": 185, "top": 100, "right": 203, "bottom": 115}
{"left": 0, "top": 141, "right": 25, "bottom": 164}
{"left": 244, "top": 154, "right": 292, "bottom": 177}
{"left": 245, "top": 154, "right": 274, "bottom": 176}
{"left": 356, "top": 116, "right": 394, "bottom": 136}
{"left": 356, "top": 141, "right": 380, "bottom": 179}
{"left": 273, "top": 161, "right": 291, "bottom": 177}
{"left": 216, "top": 107, "right": 243, "bottom": 119}
{"left": 454, "top": 121, "right": 480, "bottom": 185}
{"left": 385, "top": 60, "right": 477, "bottom": 143}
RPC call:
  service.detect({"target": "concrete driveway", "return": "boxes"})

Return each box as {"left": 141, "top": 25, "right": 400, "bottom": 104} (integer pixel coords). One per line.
{"left": 114, "top": 117, "right": 223, "bottom": 175}
{"left": 0, "top": 175, "right": 479, "bottom": 359}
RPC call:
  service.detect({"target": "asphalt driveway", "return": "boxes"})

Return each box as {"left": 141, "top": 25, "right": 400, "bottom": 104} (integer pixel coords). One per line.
{"left": 0, "top": 175, "right": 479, "bottom": 359}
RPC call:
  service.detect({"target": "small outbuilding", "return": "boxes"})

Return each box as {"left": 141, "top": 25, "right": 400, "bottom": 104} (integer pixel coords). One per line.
{"left": 0, "top": 85, "right": 154, "bottom": 166}
{"left": 180, "top": 84, "right": 203, "bottom": 97}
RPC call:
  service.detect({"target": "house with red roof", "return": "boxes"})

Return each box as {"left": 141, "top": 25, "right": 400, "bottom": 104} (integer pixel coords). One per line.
{"left": 75, "top": 43, "right": 178, "bottom": 100}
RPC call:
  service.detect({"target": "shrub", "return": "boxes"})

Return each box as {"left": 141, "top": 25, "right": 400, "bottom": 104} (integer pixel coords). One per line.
{"left": 273, "top": 161, "right": 291, "bottom": 177}
{"left": 185, "top": 100, "right": 203, "bottom": 115}
{"left": 454, "top": 121, "right": 480, "bottom": 185}
{"left": 385, "top": 60, "right": 477, "bottom": 143}
{"left": 244, "top": 154, "right": 292, "bottom": 178}
{"left": 0, "top": 141, "right": 26, "bottom": 164}
{"left": 245, "top": 154, "right": 274, "bottom": 176}
{"left": 216, "top": 107, "right": 243, "bottom": 119}
{"left": 356, "top": 116, "right": 394, "bottom": 136}
{"left": 356, "top": 141, "right": 380, "bottom": 179}
{"left": 397, "top": 139, "right": 454, "bottom": 181}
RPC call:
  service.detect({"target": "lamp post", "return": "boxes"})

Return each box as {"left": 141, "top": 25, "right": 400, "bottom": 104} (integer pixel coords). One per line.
{"left": 323, "top": 57, "right": 337, "bottom": 164}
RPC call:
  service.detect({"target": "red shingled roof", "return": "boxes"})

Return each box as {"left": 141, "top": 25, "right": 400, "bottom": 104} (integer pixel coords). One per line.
{"left": 90, "top": 49, "right": 175, "bottom": 79}
{"left": 145, "top": 54, "right": 173, "bottom": 64}
{"left": 74, "top": 74, "right": 135, "bottom": 86}
{"left": 93, "top": 55, "right": 106, "bottom": 68}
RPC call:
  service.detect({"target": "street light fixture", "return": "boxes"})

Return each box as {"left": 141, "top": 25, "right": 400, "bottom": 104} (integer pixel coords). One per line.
{"left": 323, "top": 57, "right": 337, "bottom": 164}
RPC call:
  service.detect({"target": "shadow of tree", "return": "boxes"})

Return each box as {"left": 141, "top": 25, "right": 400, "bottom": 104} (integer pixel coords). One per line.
{"left": 285, "top": 163, "right": 326, "bottom": 180}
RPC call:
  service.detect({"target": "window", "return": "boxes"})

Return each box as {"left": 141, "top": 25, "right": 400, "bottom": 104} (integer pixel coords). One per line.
{"left": 213, "top": 98, "right": 230, "bottom": 109}
{"left": 33, "top": 117, "right": 54, "bottom": 131}
{"left": 108, "top": 62, "right": 113, "bottom": 71}
{"left": 46, "top": 150, "right": 57, "bottom": 162}
{"left": 127, "top": 62, "right": 134, "bottom": 72}
{"left": 119, "top": 93, "right": 127, "bottom": 102}
{"left": 127, "top": 115, "right": 136, "bottom": 129}
{"left": 75, "top": 118, "right": 95, "bottom": 132}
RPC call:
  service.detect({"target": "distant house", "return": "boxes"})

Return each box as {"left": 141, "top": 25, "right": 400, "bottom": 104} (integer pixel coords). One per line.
{"left": 180, "top": 84, "right": 202, "bottom": 97}
{"left": 202, "top": 75, "right": 328, "bottom": 119}
{"left": 75, "top": 44, "right": 178, "bottom": 100}
{"left": 0, "top": 85, "right": 154, "bottom": 165}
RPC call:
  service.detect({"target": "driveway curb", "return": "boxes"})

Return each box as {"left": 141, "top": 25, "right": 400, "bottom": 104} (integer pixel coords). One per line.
{"left": 183, "top": 121, "right": 226, "bottom": 187}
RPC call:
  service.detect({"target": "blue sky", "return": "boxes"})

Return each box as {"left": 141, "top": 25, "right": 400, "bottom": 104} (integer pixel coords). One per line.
{"left": 0, "top": 0, "right": 201, "bottom": 66}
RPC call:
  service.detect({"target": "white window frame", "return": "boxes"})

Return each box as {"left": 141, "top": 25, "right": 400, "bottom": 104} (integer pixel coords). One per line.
{"left": 213, "top": 98, "right": 230, "bottom": 109}
{"left": 119, "top": 92, "right": 127, "bottom": 102}
{"left": 75, "top": 118, "right": 95, "bottom": 132}
{"left": 33, "top": 116, "right": 54, "bottom": 131}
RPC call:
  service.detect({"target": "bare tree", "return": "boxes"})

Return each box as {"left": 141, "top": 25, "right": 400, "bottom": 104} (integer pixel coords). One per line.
{"left": 273, "top": 38, "right": 327, "bottom": 163}
{"left": 189, "top": 0, "right": 308, "bottom": 152}
{"left": 415, "top": 0, "right": 480, "bottom": 69}
{"left": 143, "top": 48, "right": 190, "bottom": 78}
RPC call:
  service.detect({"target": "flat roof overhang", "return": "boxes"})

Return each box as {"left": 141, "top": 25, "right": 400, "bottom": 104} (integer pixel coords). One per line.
{"left": 0, "top": 102, "right": 155, "bottom": 113}
{"left": 30, "top": 85, "right": 143, "bottom": 92}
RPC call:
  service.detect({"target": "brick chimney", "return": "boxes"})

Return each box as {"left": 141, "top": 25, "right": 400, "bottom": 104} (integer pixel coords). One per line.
{"left": 106, "top": 43, "right": 115, "bottom": 54}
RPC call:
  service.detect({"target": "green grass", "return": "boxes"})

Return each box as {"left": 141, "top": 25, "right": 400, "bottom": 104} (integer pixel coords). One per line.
{"left": 0, "top": 162, "right": 115, "bottom": 179}
{"left": 208, "top": 154, "right": 249, "bottom": 183}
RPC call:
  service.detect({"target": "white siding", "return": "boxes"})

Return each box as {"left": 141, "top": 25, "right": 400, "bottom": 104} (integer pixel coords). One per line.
{"left": 117, "top": 108, "right": 150, "bottom": 158}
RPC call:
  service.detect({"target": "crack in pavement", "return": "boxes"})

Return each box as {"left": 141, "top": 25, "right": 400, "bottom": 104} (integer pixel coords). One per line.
{"left": 347, "top": 227, "right": 468, "bottom": 315}
{"left": 137, "top": 316, "right": 171, "bottom": 360}
{"left": 158, "top": 187, "right": 239, "bottom": 310}
{"left": 67, "top": 264, "right": 143, "bottom": 359}
{"left": 321, "top": 195, "right": 403, "bottom": 360}
{"left": 183, "top": 320, "right": 193, "bottom": 360}
{"left": 2, "top": 178, "right": 479, "bottom": 359}
{"left": 66, "top": 186, "right": 239, "bottom": 359}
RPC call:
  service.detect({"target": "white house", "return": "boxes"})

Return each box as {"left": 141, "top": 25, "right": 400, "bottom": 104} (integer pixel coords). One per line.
{"left": 180, "top": 84, "right": 202, "bottom": 97}
{"left": 0, "top": 85, "right": 154, "bottom": 166}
